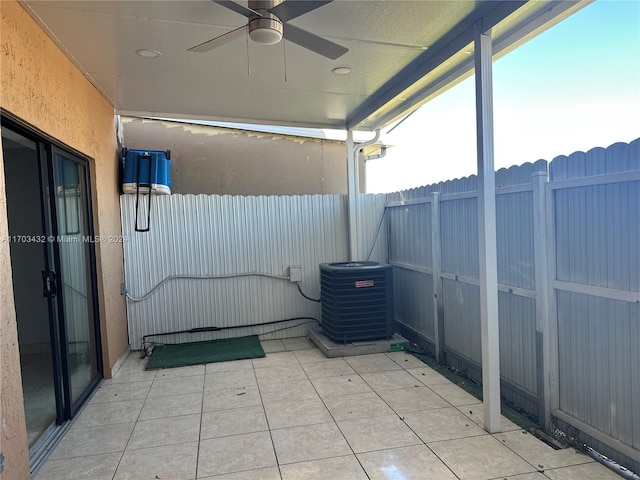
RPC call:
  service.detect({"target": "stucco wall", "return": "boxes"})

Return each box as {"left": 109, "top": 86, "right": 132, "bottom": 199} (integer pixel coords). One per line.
{"left": 122, "top": 117, "right": 353, "bottom": 195}
{"left": 1, "top": 1, "right": 126, "bottom": 476}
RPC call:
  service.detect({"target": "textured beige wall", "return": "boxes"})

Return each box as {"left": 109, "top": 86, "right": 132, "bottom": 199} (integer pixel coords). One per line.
{"left": 1, "top": 1, "right": 126, "bottom": 475}
{"left": 122, "top": 117, "right": 358, "bottom": 195}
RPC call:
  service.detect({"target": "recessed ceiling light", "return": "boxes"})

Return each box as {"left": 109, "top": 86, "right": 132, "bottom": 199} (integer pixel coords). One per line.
{"left": 136, "top": 49, "right": 162, "bottom": 58}
{"left": 332, "top": 67, "right": 352, "bottom": 75}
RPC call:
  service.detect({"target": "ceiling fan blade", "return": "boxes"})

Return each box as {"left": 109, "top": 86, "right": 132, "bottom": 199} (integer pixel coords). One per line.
{"left": 213, "top": 0, "right": 261, "bottom": 18}
{"left": 269, "top": 0, "right": 332, "bottom": 23}
{"left": 188, "top": 25, "right": 246, "bottom": 52}
{"left": 283, "top": 23, "right": 348, "bottom": 60}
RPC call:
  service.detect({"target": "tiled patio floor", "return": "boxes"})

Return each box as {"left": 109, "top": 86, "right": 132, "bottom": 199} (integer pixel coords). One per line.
{"left": 35, "top": 337, "right": 622, "bottom": 480}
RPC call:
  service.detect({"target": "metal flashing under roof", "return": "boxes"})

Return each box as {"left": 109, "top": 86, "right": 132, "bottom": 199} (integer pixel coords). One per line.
{"left": 149, "top": 117, "right": 347, "bottom": 141}
{"left": 23, "top": 0, "right": 589, "bottom": 131}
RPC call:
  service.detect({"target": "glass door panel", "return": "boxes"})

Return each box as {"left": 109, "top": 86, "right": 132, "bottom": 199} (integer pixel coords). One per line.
{"left": 52, "top": 150, "right": 99, "bottom": 407}
{"left": 1, "top": 127, "right": 63, "bottom": 445}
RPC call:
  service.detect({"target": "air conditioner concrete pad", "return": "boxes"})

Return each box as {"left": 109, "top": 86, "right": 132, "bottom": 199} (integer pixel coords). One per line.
{"left": 308, "top": 326, "right": 409, "bottom": 358}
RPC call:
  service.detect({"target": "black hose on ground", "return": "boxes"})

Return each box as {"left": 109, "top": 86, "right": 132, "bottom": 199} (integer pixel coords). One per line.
{"left": 139, "top": 316, "right": 320, "bottom": 358}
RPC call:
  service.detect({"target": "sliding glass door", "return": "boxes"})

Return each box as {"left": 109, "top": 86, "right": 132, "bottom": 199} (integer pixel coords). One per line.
{"left": 1, "top": 118, "right": 102, "bottom": 449}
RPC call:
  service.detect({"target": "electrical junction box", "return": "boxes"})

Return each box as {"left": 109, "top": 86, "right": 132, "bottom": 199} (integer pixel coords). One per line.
{"left": 289, "top": 265, "right": 302, "bottom": 283}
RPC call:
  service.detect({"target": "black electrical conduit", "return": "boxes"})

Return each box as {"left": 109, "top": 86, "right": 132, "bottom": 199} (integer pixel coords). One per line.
{"left": 126, "top": 272, "right": 290, "bottom": 302}
{"left": 296, "top": 283, "right": 320, "bottom": 302}
{"left": 126, "top": 272, "right": 323, "bottom": 303}
{"left": 366, "top": 202, "right": 388, "bottom": 261}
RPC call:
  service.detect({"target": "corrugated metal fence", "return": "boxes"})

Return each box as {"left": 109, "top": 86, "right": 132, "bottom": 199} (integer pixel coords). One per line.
{"left": 121, "top": 193, "right": 386, "bottom": 349}
{"left": 386, "top": 138, "right": 640, "bottom": 472}
{"left": 548, "top": 141, "right": 640, "bottom": 470}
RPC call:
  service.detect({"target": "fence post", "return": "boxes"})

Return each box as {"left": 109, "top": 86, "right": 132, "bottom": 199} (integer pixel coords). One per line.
{"left": 532, "top": 169, "right": 551, "bottom": 429}
{"left": 431, "top": 191, "right": 444, "bottom": 362}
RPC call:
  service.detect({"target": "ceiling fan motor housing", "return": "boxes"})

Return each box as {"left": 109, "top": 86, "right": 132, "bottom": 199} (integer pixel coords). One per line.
{"left": 189, "top": 0, "right": 347, "bottom": 59}
{"left": 248, "top": 13, "right": 283, "bottom": 45}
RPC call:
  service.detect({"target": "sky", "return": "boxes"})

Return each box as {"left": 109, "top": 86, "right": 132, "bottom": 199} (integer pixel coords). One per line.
{"left": 365, "top": 0, "right": 640, "bottom": 193}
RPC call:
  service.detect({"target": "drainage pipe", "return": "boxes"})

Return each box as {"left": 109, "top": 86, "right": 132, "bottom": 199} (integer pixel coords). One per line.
{"left": 354, "top": 129, "right": 381, "bottom": 158}
{"left": 347, "top": 129, "right": 380, "bottom": 260}
{"left": 584, "top": 447, "right": 639, "bottom": 480}
{"left": 363, "top": 145, "right": 388, "bottom": 162}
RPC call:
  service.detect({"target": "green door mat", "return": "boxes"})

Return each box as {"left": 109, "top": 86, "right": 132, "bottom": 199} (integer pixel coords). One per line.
{"left": 146, "top": 335, "right": 265, "bottom": 370}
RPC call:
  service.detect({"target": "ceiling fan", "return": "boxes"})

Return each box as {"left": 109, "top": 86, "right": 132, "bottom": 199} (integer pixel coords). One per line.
{"left": 188, "top": 0, "right": 348, "bottom": 60}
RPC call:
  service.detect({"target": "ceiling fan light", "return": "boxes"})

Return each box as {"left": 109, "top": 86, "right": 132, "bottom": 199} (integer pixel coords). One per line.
{"left": 248, "top": 16, "right": 283, "bottom": 45}
{"left": 249, "top": 28, "right": 282, "bottom": 45}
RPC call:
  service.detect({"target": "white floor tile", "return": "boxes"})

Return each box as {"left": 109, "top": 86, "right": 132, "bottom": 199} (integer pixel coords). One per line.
{"left": 358, "top": 445, "right": 458, "bottom": 480}
{"left": 197, "top": 431, "right": 277, "bottom": 477}
{"left": 280, "top": 455, "right": 368, "bottom": 480}
{"left": 271, "top": 422, "right": 351, "bottom": 464}
{"left": 114, "top": 442, "right": 198, "bottom": 480}
{"left": 34, "top": 452, "right": 121, "bottom": 480}
{"left": 200, "top": 406, "right": 268, "bottom": 439}
{"left": 49, "top": 423, "right": 134, "bottom": 459}
{"left": 127, "top": 414, "right": 201, "bottom": 450}
{"left": 337, "top": 414, "right": 422, "bottom": 453}
{"left": 38, "top": 345, "right": 616, "bottom": 480}
{"left": 429, "top": 435, "right": 536, "bottom": 480}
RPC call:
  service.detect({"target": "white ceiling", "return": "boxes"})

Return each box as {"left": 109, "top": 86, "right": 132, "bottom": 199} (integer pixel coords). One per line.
{"left": 22, "top": 0, "right": 587, "bottom": 130}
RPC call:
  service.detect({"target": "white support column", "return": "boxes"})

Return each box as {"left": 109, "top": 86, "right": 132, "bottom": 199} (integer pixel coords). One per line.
{"left": 474, "top": 20, "right": 501, "bottom": 434}
{"left": 346, "top": 130, "right": 359, "bottom": 261}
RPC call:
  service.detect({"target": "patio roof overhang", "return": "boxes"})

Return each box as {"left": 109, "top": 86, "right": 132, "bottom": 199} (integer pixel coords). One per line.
{"left": 22, "top": 0, "right": 588, "bottom": 132}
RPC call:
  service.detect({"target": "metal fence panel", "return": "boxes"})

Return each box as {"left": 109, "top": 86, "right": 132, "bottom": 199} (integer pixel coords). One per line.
{"left": 498, "top": 291, "right": 537, "bottom": 394}
{"left": 554, "top": 181, "right": 640, "bottom": 292}
{"left": 121, "top": 194, "right": 349, "bottom": 348}
{"left": 557, "top": 290, "right": 639, "bottom": 448}
{"left": 441, "top": 196, "right": 479, "bottom": 278}
{"left": 496, "top": 191, "right": 535, "bottom": 290}
{"left": 442, "top": 278, "right": 481, "bottom": 364}
{"left": 388, "top": 204, "right": 432, "bottom": 268}
{"left": 393, "top": 267, "right": 435, "bottom": 341}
